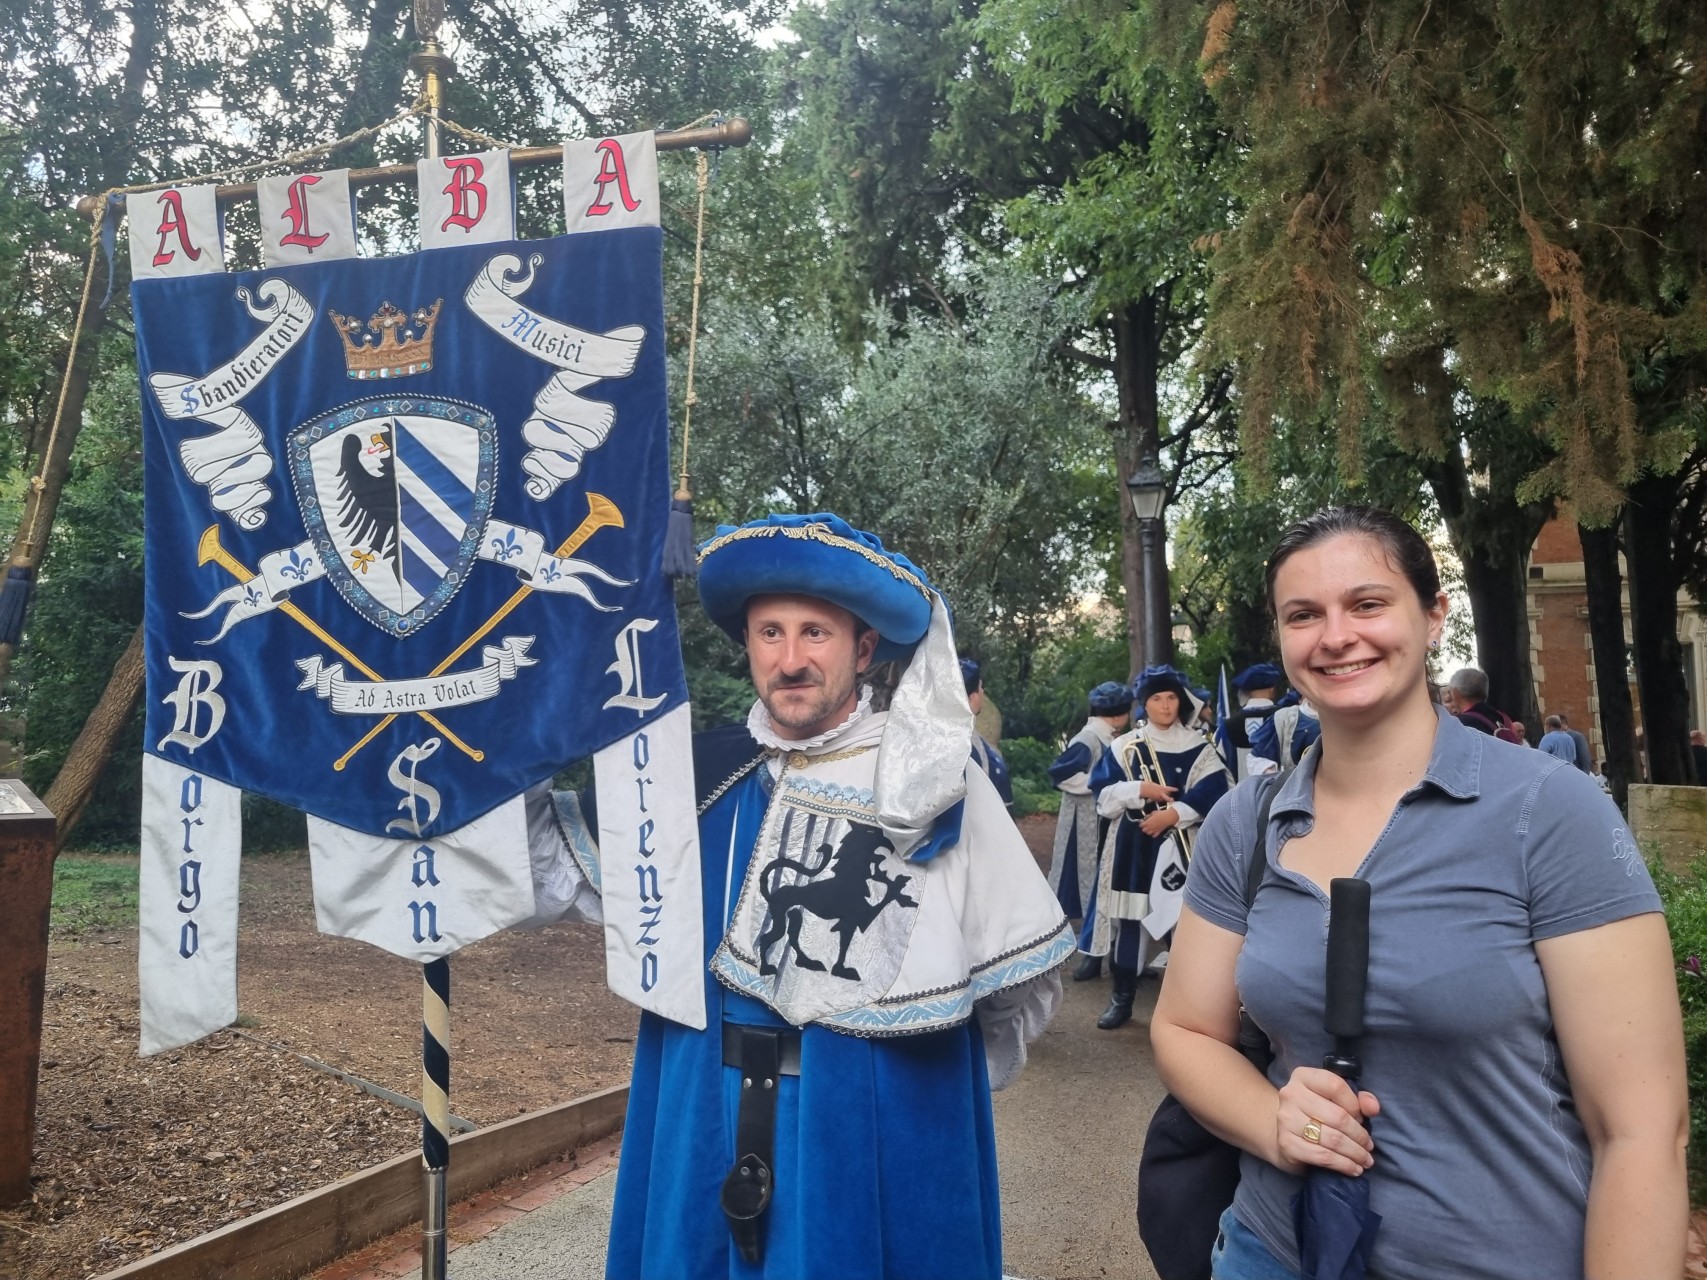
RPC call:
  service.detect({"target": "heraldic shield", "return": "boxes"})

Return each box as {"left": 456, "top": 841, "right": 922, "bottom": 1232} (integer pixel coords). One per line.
{"left": 290, "top": 399, "right": 498, "bottom": 637}
{"left": 135, "top": 227, "right": 688, "bottom": 841}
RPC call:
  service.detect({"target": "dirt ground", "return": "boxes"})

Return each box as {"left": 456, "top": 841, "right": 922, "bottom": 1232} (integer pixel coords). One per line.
{"left": 2, "top": 816, "right": 1060, "bottom": 1280}
{"left": 1, "top": 853, "right": 636, "bottom": 1280}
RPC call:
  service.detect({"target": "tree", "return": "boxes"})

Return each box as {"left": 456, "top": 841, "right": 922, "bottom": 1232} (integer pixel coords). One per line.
{"left": 1171, "top": 0, "right": 1707, "bottom": 780}
{"left": 781, "top": 0, "right": 1238, "bottom": 674}
{"left": 684, "top": 257, "right": 1113, "bottom": 657}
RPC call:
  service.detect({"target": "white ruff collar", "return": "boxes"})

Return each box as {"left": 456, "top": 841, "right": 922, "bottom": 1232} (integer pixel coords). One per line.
{"left": 746, "top": 685, "right": 875, "bottom": 754}
{"left": 1139, "top": 720, "right": 1210, "bottom": 753}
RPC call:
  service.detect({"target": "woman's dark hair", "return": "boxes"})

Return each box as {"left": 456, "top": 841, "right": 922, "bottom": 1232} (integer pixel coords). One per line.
{"left": 1264, "top": 505, "right": 1441, "bottom": 615}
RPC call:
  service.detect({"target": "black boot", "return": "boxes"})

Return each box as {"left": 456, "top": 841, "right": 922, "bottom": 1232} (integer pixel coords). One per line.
{"left": 1097, "top": 966, "right": 1138, "bottom": 1030}
{"left": 1071, "top": 952, "right": 1102, "bottom": 982}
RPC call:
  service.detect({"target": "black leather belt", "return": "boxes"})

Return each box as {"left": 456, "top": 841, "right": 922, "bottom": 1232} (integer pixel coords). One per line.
{"left": 718, "top": 1024, "right": 802, "bottom": 1264}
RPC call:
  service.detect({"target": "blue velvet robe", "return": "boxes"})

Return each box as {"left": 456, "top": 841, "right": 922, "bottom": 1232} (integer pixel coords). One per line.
{"left": 606, "top": 752, "right": 1004, "bottom": 1280}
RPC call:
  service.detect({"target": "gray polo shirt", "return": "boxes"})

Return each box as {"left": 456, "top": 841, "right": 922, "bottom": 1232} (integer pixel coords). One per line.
{"left": 1185, "top": 707, "right": 1661, "bottom": 1280}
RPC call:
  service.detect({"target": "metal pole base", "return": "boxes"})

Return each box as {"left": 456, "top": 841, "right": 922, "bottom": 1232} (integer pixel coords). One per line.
{"left": 422, "top": 1163, "right": 448, "bottom": 1280}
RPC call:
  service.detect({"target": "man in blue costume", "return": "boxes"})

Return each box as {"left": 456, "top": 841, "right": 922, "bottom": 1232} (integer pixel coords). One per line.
{"left": 606, "top": 513, "right": 1074, "bottom": 1280}
{"left": 1226, "top": 662, "right": 1281, "bottom": 778}
{"left": 1087, "top": 666, "right": 1231, "bottom": 1030}
{"left": 1246, "top": 686, "right": 1321, "bottom": 773}
{"left": 1046, "top": 680, "right": 1132, "bottom": 983}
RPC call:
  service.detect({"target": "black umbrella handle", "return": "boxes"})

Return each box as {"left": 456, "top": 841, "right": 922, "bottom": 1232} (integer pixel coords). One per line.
{"left": 1322, "top": 877, "right": 1371, "bottom": 1081}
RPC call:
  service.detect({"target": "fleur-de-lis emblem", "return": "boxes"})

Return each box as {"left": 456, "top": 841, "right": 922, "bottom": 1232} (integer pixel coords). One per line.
{"left": 244, "top": 584, "right": 264, "bottom": 607}
{"left": 489, "top": 527, "right": 524, "bottom": 562}
{"left": 539, "top": 560, "right": 563, "bottom": 584}
{"left": 280, "top": 546, "right": 316, "bottom": 582}
{"left": 350, "top": 549, "right": 377, "bottom": 575}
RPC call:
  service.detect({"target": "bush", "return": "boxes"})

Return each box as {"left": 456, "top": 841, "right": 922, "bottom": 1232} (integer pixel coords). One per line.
{"left": 1003, "top": 736, "right": 1061, "bottom": 818}
{"left": 1649, "top": 854, "right": 1707, "bottom": 1205}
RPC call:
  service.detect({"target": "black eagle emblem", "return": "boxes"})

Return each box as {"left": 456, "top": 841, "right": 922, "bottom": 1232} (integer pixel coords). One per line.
{"left": 334, "top": 424, "right": 398, "bottom": 562}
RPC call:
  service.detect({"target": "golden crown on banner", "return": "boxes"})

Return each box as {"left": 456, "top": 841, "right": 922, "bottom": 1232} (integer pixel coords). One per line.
{"left": 328, "top": 299, "right": 443, "bottom": 380}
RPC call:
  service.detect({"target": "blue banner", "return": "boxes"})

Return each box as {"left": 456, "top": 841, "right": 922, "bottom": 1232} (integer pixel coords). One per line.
{"left": 135, "top": 230, "right": 686, "bottom": 839}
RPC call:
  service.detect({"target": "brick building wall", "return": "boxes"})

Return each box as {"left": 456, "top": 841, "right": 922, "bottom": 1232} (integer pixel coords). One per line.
{"left": 1525, "top": 512, "right": 1707, "bottom": 773}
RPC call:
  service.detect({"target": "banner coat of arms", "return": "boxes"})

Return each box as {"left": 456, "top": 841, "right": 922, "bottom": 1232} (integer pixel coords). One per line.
{"left": 132, "top": 135, "right": 705, "bottom": 1051}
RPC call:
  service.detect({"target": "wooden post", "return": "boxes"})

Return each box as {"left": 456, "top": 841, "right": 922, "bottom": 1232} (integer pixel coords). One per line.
{"left": 0, "top": 780, "right": 58, "bottom": 1205}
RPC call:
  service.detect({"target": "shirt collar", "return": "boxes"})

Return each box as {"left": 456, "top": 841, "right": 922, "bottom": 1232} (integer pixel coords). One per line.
{"left": 1271, "top": 704, "right": 1481, "bottom": 818}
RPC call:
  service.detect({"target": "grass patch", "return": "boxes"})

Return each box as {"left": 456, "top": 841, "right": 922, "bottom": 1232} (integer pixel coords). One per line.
{"left": 52, "top": 856, "right": 139, "bottom": 937}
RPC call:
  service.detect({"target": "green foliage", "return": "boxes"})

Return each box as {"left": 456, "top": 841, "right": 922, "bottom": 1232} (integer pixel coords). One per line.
{"left": 991, "top": 611, "right": 1129, "bottom": 744}
{"left": 51, "top": 856, "right": 138, "bottom": 936}
{"left": 17, "top": 334, "right": 145, "bottom": 840}
{"left": 684, "top": 257, "right": 1116, "bottom": 658}
{"left": 1177, "top": 0, "right": 1707, "bottom": 518}
{"left": 1647, "top": 854, "right": 1707, "bottom": 1204}
{"left": 1002, "top": 735, "right": 1060, "bottom": 818}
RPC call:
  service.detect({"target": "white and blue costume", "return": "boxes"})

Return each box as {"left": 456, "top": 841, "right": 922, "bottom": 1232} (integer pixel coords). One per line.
{"left": 1047, "top": 681, "right": 1131, "bottom": 932}
{"left": 605, "top": 514, "right": 1073, "bottom": 1280}
{"left": 1088, "top": 668, "right": 1231, "bottom": 973}
{"left": 1247, "top": 691, "right": 1320, "bottom": 772}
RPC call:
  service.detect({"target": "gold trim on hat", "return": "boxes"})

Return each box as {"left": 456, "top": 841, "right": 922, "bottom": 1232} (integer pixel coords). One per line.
{"left": 696, "top": 521, "right": 931, "bottom": 600}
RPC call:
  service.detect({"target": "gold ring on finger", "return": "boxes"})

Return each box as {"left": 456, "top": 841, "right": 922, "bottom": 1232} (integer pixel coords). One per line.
{"left": 1302, "top": 1119, "right": 1323, "bottom": 1144}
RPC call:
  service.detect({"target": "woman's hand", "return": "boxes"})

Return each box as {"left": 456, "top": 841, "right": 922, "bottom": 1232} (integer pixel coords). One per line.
{"left": 1139, "top": 805, "right": 1180, "bottom": 837}
{"left": 1274, "top": 1066, "right": 1380, "bottom": 1177}
{"left": 1138, "top": 780, "right": 1177, "bottom": 802}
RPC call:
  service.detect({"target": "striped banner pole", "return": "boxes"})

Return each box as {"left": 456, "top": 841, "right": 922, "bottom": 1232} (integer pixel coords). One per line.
{"left": 421, "top": 957, "right": 450, "bottom": 1280}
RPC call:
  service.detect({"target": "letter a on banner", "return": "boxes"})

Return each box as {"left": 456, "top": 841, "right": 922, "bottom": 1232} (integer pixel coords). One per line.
{"left": 418, "top": 150, "right": 516, "bottom": 250}
{"left": 563, "top": 133, "right": 659, "bottom": 235}
{"left": 257, "top": 169, "right": 359, "bottom": 267}
{"left": 139, "top": 755, "right": 242, "bottom": 1054}
{"left": 128, "top": 186, "right": 224, "bottom": 280}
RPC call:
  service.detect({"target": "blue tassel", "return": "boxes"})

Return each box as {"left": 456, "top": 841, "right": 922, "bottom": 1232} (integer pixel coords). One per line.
{"left": 663, "top": 494, "right": 697, "bottom": 579}
{"left": 0, "top": 564, "right": 35, "bottom": 647}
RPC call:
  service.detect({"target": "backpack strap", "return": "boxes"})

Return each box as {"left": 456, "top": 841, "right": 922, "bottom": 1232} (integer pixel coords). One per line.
{"left": 1236, "top": 770, "right": 1287, "bottom": 1071}
{"left": 1242, "top": 769, "right": 1287, "bottom": 910}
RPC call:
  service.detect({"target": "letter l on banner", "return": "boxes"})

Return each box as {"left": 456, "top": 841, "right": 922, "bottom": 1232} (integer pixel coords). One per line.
{"left": 139, "top": 755, "right": 241, "bottom": 1055}
{"left": 594, "top": 701, "right": 705, "bottom": 1029}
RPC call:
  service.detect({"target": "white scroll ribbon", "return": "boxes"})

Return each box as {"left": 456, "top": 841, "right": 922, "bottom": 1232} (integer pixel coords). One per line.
{"left": 464, "top": 252, "right": 646, "bottom": 500}
{"left": 146, "top": 280, "right": 314, "bottom": 530}
{"left": 295, "top": 636, "right": 537, "bottom": 715}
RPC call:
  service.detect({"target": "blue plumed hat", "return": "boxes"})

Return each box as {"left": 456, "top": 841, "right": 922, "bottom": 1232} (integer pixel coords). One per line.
{"left": 1233, "top": 662, "right": 1283, "bottom": 692}
{"left": 1087, "top": 680, "right": 1132, "bottom": 715}
{"left": 697, "top": 513, "right": 935, "bottom": 663}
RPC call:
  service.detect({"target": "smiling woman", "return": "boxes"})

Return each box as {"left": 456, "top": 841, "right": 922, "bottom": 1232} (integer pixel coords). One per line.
{"left": 1149, "top": 504, "right": 1688, "bottom": 1280}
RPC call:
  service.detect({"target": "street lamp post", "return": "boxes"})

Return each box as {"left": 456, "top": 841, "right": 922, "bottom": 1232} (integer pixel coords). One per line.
{"left": 1126, "top": 453, "right": 1169, "bottom": 670}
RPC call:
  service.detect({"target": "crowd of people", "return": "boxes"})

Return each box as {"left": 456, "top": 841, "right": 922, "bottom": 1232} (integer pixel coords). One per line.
{"left": 599, "top": 502, "right": 1688, "bottom": 1280}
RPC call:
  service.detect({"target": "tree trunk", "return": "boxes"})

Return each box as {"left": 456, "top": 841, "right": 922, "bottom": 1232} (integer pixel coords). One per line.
{"left": 1578, "top": 520, "right": 1640, "bottom": 805}
{"left": 1111, "top": 292, "right": 1169, "bottom": 676}
{"left": 1424, "top": 447, "right": 1547, "bottom": 735}
{"left": 44, "top": 626, "right": 145, "bottom": 852}
{"left": 1623, "top": 471, "right": 1693, "bottom": 785}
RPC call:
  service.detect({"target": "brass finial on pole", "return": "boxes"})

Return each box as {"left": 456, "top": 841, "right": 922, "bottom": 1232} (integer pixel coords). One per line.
{"left": 410, "top": 0, "right": 452, "bottom": 160}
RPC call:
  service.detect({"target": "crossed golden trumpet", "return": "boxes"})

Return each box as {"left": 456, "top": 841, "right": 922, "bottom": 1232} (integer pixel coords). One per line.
{"left": 195, "top": 491, "right": 625, "bottom": 774}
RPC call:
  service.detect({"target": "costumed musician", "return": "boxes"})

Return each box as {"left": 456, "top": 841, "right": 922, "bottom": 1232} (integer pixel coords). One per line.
{"left": 605, "top": 512, "right": 1074, "bottom": 1280}
{"left": 1226, "top": 663, "right": 1282, "bottom": 778}
{"left": 1086, "top": 666, "right": 1232, "bottom": 1031}
{"left": 1246, "top": 687, "right": 1321, "bottom": 774}
{"left": 1046, "top": 680, "right": 1134, "bottom": 983}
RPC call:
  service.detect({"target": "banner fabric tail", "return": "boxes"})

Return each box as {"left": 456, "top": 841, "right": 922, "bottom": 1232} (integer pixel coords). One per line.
{"left": 138, "top": 755, "right": 242, "bottom": 1054}
{"left": 593, "top": 701, "right": 705, "bottom": 1029}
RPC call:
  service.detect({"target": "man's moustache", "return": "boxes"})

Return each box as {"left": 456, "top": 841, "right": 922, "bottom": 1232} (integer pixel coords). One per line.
{"left": 770, "top": 675, "right": 823, "bottom": 692}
